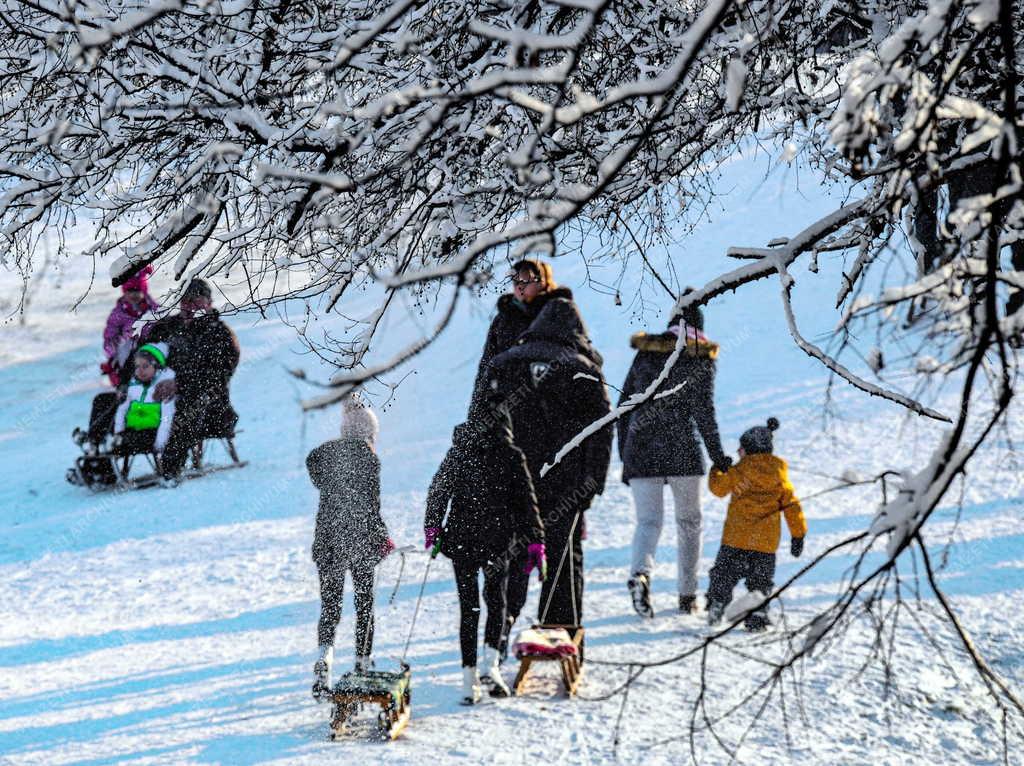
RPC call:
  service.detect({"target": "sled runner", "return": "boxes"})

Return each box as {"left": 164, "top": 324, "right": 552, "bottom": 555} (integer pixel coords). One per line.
{"left": 512, "top": 624, "right": 584, "bottom": 697}
{"left": 324, "top": 664, "right": 412, "bottom": 740}
{"left": 66, "top": 389, "right": 246, "bottom": 490}
{"left": 67, "top": 428, "right": 246, "bottom": 491}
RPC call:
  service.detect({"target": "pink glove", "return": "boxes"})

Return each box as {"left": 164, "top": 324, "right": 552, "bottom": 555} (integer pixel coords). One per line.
{"left": 424, "top": 527, "right": 441, "bottom": 552}
{"left": 524, "top": 543, "right": 547, "bottom": 581}
{"left": 380, "top": 537, "right": 395, "bottom": 558}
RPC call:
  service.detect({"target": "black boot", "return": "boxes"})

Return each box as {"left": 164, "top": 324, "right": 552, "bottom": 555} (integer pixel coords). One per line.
{"left": 627, "top": 573, "right": 654, "bottom": 619}
{"left": 706, "top": 599, "right": 726, "bottom": 626}
{"left": 744, "top": 612, "right": 770, "bottom": 632}
{"left": 678, "top": 594, "right": 697, "bottom": 614}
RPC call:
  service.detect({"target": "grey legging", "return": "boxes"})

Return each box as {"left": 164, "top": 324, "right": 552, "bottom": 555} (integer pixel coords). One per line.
{"left": 629, "top": 475, "right": 702, "bottom": 596}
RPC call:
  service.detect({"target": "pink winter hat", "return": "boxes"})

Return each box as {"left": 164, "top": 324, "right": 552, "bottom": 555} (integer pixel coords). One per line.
{"left": 121, "top": 265, "right": 153, "bottom": 294}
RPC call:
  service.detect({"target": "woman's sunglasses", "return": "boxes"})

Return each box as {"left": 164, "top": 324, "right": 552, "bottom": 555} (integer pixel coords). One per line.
{"left": 510, "top": 276, "right": 542, "bottom": 287}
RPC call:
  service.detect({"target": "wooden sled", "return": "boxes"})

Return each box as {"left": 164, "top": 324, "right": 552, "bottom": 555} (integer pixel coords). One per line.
{"left": 327, "top": 664, "right": 411, "bottom": 740}
{"left": 512, "top": 624, "right": 584, "bottom": 697}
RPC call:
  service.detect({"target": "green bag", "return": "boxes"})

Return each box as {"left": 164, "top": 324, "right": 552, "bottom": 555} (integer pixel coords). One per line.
{"left": 125, "top": 400, "right": 162, "bottom": 431}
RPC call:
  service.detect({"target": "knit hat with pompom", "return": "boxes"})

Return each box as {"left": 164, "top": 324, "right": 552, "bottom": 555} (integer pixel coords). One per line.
{"left": 668, "top": 287, "right": 705, "bottom": 331}
{"left": 740, "top": 417, "right": 779, "bottom": 455}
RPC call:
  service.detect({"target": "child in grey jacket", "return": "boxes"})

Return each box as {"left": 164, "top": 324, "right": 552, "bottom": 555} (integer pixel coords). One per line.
{"left": 309, "top": 394, "right": 393, "bottom": 699}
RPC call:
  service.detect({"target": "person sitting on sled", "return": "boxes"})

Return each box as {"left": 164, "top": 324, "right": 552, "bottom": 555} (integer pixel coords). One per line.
{"left": 309, "top": 393, "right": 394, "bottom": 699}
{"left": 102, "top": 266, "right": 159, "bottom": 387}
{"left": 706, "top": 417, "right": 807, "bottom": 632}
{"left": 112, "top": 342, "right": 175, "bottom": 457}
{"left": 424, "top": 397, "right": 546, "bottom": 705}
{"left": 142, "top": 278, "right": 240, "bottom": 486}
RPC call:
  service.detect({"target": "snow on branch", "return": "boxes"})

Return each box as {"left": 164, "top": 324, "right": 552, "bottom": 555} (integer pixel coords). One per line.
{"left": 777, "top": 259, "right": 951, "bottom": 421}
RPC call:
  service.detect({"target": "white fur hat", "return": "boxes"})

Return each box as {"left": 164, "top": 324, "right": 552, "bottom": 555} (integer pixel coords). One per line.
{"left": 340, "top": 392, "right": 379, "bottom": 444}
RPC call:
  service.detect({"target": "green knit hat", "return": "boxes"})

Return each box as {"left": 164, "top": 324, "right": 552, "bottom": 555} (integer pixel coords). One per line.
{"left": 137, "top": 342, "right": 168, "bottom": 367}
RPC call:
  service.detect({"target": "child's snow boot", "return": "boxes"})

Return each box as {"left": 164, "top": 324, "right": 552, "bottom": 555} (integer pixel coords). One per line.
{"left": 480, "top": 646, "right": 510, "bottom": 698}
{"left": 678, "top": 594, "right": 698, "bottom": 614}
{"left": 706, "top": 599, "right": 726, "bottom": 626}
{"left": 744, "top": 612, "right": 771, "bottom": 632}
{"left": 312, "top": 645, "right": 333, "bottom": 702}
{"left": 627, "top": 572, "right": 654, "bottom": 619}
{"left": 461, "top": 666, "right": 482, "bottom": 705}
{"left": 354, "top": 655, "right": 374, "bottom": 673}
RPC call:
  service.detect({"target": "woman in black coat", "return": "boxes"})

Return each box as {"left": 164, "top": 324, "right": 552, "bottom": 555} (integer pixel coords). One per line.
{"left": 616, "top": 302, "right": 729, "bottom": 618}
{"left": 470, "top": 259, "right": 571, "bottom": 410}
{"left": 488, "top": 293, "right": 613, "bottom": 642}
{"left": 142, "top": 279, "right": 241, "bottom": 483}
{"left": 424, "top": 403, "right": 545, "bottom": 704}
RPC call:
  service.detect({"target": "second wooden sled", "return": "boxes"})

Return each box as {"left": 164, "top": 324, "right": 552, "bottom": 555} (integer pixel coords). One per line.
{"left": 327, "top": 664, "right": 411, "bottom": 740}
{"left": 512, "top": 624, "right": 584, "bottom": 697}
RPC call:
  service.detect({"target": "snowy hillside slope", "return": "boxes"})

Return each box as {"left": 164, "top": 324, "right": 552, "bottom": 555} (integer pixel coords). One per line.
{"left": 2, "top": 159, "right": 1023, "bottom": 764}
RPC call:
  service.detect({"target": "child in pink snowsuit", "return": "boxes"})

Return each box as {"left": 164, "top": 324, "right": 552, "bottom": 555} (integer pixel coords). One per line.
{"left": 102, "top": 266, "right": 159, "bottom": 386}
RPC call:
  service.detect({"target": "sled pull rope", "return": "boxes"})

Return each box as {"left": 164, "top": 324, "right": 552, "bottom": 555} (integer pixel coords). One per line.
{"left": 352, "top": 548, "right": 417, "bottom": 662}
{"left": 388, "top": 550, "right": 408, "bottom": 606}
{"left": 401, "top": 553, "right": 434, "bottom": 663}
{"left": 539, "top": 509, "right": 582, "bottom": 625}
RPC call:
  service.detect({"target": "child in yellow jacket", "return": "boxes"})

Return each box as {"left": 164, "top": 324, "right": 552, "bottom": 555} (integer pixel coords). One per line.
{"left": 706, "top": 417, "right": 807, "bottom": 631}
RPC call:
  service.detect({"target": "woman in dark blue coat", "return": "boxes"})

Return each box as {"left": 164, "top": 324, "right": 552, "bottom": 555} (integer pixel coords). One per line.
{"left": 616, "top": 302, "right": 729, "bottom": 618}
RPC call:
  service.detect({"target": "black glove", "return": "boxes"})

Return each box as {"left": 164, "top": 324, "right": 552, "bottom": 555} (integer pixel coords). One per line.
{"left": 791, "top": 537, "right": 804, "bottom": 558}
{"left": 713, "top": 456, "right": 733, "bottom": 473}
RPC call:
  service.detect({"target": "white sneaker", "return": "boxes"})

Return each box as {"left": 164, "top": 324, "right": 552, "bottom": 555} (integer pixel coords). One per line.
{"left": 481, "top": 646, "right": 510, "bottom": 698}
{"left": 461, "top": 666, "right": 482, "bottom": 705}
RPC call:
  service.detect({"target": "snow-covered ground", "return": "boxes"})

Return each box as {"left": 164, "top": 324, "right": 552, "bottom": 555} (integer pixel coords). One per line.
{"left": 2, "top": 166, "right": 1022, "bottom": 764}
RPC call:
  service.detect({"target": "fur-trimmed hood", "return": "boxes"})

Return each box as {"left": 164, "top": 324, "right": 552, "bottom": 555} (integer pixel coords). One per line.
{"left": 629, "top": 328, "right": 719, "bottom": 360}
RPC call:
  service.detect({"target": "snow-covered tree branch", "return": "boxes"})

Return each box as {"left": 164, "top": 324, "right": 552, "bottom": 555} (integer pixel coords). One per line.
{"left": 1, "top": 0, "right": 1023, "bottom": 757}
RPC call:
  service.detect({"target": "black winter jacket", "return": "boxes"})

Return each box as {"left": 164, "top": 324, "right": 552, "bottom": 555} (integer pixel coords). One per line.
{"left": 308, "top": 438, "right": 389, "bottom": 568}
{"left": 471, "top": 287, "right": 579, "bottom": 409}
{"left": 616, "top": 329, "right": 728, "bottom": 483}
{"left": 143, "top": 310, "right": 240, "bottom": 404}
{"left": 424, "top": 418, "right": 544, "bottom": 564}
{"left": 488, "top": 295, "right": 612, "bottom": 512}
